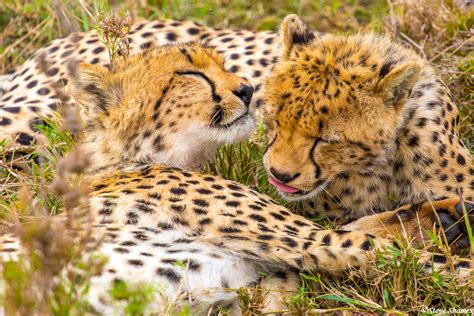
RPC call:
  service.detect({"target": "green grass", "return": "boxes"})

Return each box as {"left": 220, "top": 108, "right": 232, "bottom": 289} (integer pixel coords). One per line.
{"left": 109, "top": 280, "right": 157, "bottom": 316}
{"left": 0, "top": 0, "right": 473, "bottom": 314}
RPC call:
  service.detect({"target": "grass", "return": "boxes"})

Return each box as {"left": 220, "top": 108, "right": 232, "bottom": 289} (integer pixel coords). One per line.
{"left": 0, "top": 0, "right": 473, "bottom": 314}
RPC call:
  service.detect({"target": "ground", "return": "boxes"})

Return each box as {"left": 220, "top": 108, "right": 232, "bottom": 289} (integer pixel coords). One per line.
{"left": 0, "top": 0, "right": 473, "bottom": 314}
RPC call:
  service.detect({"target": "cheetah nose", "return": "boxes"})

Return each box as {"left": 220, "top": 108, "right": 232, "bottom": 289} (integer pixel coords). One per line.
{"left": 269, "top": 167, "right": 300, "bottom": 184}
{"left": 233, "top": 84, "right": 254, "bottom": 108}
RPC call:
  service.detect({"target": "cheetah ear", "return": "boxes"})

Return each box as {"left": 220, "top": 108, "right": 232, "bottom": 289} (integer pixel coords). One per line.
{"left": 70, "top": 63, "right": 123, "bottom": 118}
{"left": 375, "top": 61, "right": 421, "bottom": 107}
{"left": 280, "top": 14, "right": 315, "bottom": 59}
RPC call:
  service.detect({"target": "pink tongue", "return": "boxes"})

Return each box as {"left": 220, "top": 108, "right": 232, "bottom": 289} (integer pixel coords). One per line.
{"left": 268, "top": 176, "right": 300, "bottom": 193}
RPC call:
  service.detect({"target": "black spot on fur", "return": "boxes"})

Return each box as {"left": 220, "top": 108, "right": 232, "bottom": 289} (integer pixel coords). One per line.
{"left": 455, "top": 174, "right": 464, "bottom": 183}
{"left": 281, "top": 237, "right": 298, "bottom": 248}
{"left": 199, "top": 218, "right": 212, "bottom": 225}
{"left": 218, "top": 226, "right": 241, "bottom": 233}
{"left": 26, "top": 80, "right": 38, "bottom": 89}
{"left": 321, "top": 234, "right": 331, "bottom": 245}
{"left": 193, "top": 199, "right": 209, "bottom": 208}
{"left": 456, "top": 154, "right": 466, "bottom": 166}
{"left": 37, "top": 88, "right": 50, "bottom": 95}
{"left": 46, "top": 67, "right": 58, "bottom": 76}
{"left": 187, "top": 27, "right": 200, "bottom": 35}
{"left": 15, "top": 132, "right": 34, "bottom": 145}
{"left": 0, "top": 117, "right": 11, "bottom": 125}
{"left": 249, "top": 204, "right": 263, "bottom": 211}
{"left": 114, "top": 247, "right": 129, "bottom": 253}
{"left": 3, "top": 107, "right": 20, "bottom": 113}
{"left": 233, "top": 219, "right": 247, "bottom": 226}
{"left": 156, "top": 267, "right": 181, "bottom": 282}
{"left": 128, "top": 259, "right": 143, "bottom": 266}
{"left": 170, "top": 188, "right": 187, "bottom": 195}
{"left": 196, "top": 188, "right": 212, "bottom": 195}
{"left": 225, "top": 201, "right": 241, "bottom": 207}
{"left": 341, "top": 239, "right": 353, "bottom": 248}
{"left": 407, "top": 135, "right": 419, "bottom": 147}
{"left": 258, "top": 234, "right": 273, "bottom": 241}
{"left": 92, "top": 46, "right": 105, "bottom": 54}
{"left": 166, "top": 32, "right": 177, "bottom": 41}
{"left": 94, "top": 184, "right": 107, "bottom": 190}
{"left": 249, "top": 214, "right": 266, "bottom": 223}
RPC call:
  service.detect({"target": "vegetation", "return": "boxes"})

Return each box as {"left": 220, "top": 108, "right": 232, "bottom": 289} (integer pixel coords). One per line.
{"left": 0, "top": 0, "right": 472, "bottom": 314}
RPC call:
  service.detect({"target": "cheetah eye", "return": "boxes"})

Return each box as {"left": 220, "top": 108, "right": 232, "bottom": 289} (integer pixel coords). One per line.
{"left": 175, "top": 71, "right": 214, "bottom": 90}
{"left": 175, "top": 70, "right": 221, "bottom": 103}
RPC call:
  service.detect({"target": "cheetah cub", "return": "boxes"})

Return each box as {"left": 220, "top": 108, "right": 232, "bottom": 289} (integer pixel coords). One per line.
{"left": 0, "top": 42, "right": 395, "bottom": 314}
{"left": 263, "top": 15, "right": 473, "bottom": 251}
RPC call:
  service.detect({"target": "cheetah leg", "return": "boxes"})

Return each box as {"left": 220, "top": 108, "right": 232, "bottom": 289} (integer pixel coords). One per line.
{"left": 205, "top": 228, "right": 393, "bottom": 275}
{"left": 342, "top": 197, "right": 473, "bottom": 251}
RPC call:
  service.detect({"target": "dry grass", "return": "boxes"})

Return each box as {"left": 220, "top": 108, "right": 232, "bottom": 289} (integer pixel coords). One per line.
{"left": 386, "top": 0, "right": 473, "bottom": 151}
{"left": 1, "top": 54, "right": 106, "bottom": 314}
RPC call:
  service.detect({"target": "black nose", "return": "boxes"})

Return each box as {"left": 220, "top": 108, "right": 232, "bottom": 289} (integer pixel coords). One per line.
{"left": 269, "top": 167, "right": 300, "bottom": 183}
{"left": 233, "top": 84, "right": 254, "bottom": 107}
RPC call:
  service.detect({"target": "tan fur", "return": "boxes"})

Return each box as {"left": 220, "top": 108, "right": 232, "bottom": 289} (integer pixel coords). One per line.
{"left": 0, "top": 17, "right": 471, "bottom": 313}
{"left": 71, "top": 44, "right": 255, "bottom": 171}
{"left": 263, "top": 15, "right": 473, "bottom": 249}
{"left": 0, "top": 43, "right": 393, "bottom": 314}
{"left": 0, "top": 19, "right": 281, "bottom": 149}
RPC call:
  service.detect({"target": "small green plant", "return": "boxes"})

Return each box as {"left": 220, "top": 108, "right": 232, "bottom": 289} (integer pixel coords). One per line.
{"left": 79, "top": 1, "right": 133, "bottom": 66}
{"left": 109, "top": 279, "right": 156, "bottom": 316}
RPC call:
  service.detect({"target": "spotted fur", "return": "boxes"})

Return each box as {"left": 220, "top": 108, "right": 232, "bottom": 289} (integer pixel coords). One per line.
{"left": 0, "top": 19, "right": 284, "bottom": 149}
{"left": 263, "top": 15, "right": 473, "bottom": 249}
{"left": 0, "top": 42, "right": 393, "bottom": 314}
{"left": 0, "top": 16, "right": 471, "bottom": 313}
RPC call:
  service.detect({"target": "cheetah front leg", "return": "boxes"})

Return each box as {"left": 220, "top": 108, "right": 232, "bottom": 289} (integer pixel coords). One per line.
{"left": 342, "top": 197, "right": 474, "bottom": 252}
{"left": 204, "top": 226, "right": 393, "bottom": 275}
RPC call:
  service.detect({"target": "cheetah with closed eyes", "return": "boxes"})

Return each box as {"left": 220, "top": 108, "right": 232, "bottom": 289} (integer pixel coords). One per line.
{"left": 0, "top": 42, "right": 396, "bottom": 314}
{"left": 0, "top": 18, "right": 282, "bottom": 148}
{"left": 263, "top": 15, "right": 473, "bottom": 250}
{"left": 0, "top": 14, "right": 471, "bottom": 313}
{"left": 0, "top": 15, "right": 471, "bottom": 246}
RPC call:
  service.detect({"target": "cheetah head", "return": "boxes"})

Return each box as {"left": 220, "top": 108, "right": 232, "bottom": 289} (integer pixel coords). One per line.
{"left": 263, "top": 14, "right": 422, "bottom": 201}
{"left": 71, "top": 43, "right": 255, "bottom": 170}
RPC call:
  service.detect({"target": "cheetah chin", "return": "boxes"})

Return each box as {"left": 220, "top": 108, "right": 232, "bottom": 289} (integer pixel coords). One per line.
{"left": 166, "top": 116, "right": 255, "bottom": 169}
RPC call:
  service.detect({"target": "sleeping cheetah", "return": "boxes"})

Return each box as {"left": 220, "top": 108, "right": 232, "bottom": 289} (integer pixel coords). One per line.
{"left": 0, "top": 11, "right": 471, "bottom": 256}
{"left": 263, "top": 15, "right": 473, "bottom": 249}
{"left": 0, "top": 43, "right": 395, "bottom": 314}
{"left": 0, "top": 18, "right": 284, "bottom": 149}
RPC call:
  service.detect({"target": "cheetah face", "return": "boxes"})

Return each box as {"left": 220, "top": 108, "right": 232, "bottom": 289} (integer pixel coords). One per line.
{"left": 262, "top": 15, "right": 421, "bottom": 201}
{"left": 71, "top": 43, "right": 255, "bottom": 169}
